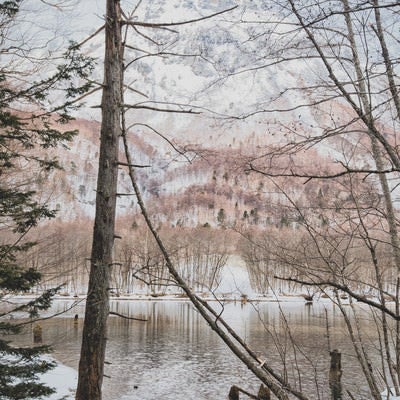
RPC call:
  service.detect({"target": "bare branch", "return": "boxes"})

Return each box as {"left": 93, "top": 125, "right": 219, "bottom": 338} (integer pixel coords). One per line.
{"left": 123, "top": 103, "right": 201, "bottom": 114}
{"left": 249, "top": 164, "right": 400, "bottom": 181}
{"left": 14, "top": 299, "right": 85, "bottom": 327}
{"left": 122, "top": 6, "right": 238, "bottom": 29}
{"left": 126, "top": 123, "right": 192, "bottom": 163}
{"left": 123, "top": 82, "right": 149, "bottom": 98}
{"left": 76, "top": 24, "right": 106, "bottom": 48}
{"left": 275, "top": 275, "right": 399, "bottom": 320}
{"left": 118, "top": 161, "right": 151, "bottom": 168}
{"left": 109, "top": 311, "right": 147, "bottom": 321}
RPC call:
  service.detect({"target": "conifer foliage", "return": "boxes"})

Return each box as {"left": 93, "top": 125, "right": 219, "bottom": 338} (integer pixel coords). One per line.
{"left": 0, "top": 1, "right": 93, "bottom": 398}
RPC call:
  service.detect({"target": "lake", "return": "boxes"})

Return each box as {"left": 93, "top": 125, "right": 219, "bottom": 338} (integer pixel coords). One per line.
{"left": 14, "top": 299, "right": 381, "bottom": 399}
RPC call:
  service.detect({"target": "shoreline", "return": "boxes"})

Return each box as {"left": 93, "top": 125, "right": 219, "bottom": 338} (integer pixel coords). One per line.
{"left": 6, "top": 291, "right": 369, "bottom": 305}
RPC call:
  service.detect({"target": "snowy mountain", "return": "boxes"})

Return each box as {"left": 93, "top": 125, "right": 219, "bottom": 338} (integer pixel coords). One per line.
{"left": 22, "top": 0, "right": 390, "bottom": 226}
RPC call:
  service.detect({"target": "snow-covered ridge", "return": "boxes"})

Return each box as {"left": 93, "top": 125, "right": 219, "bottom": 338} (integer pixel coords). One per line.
{"left": 14, "top": 0, "right": 392, "bottom": 224}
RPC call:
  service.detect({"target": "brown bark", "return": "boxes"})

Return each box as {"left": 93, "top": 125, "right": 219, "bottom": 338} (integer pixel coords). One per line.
{"left": 75, "top": 1, "right": 122, "bottom": 399}
{"left": 329, "top": 350, "right": 342, "bottom": 400}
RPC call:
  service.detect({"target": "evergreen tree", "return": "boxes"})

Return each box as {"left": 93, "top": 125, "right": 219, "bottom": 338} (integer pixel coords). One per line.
{"left": 0, "top": 1, "right": 94, "bottom": 398}
{"left": 217, "top": 208, "right": 226, "bottom": 225}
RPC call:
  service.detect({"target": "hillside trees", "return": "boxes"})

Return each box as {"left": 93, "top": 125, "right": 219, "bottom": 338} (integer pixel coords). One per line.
{"left": 17, "top": 221, "right": 92, "bottom": 295}
{"left": 0, "top": 1, "right": 94, "bottom": 399}
{"left": 110, "top": 226, "right": 229, "bottom": 296}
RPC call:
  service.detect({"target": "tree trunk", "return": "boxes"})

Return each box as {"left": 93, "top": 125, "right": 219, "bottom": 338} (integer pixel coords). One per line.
{"left": 329, "top": 350, "right": 342, "bottom": 400}
{"left": 75, "top": 1, "right": 122, "bottom": 399}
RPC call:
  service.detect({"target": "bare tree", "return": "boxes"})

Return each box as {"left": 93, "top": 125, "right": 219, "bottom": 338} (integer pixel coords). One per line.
{"left": 238, "top": 2, "right": 400, "bottom": 397}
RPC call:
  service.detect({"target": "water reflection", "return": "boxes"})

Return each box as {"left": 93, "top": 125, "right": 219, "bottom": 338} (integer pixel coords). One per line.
{"left": 10, "top": 300, "right": 380, "bottom": 399}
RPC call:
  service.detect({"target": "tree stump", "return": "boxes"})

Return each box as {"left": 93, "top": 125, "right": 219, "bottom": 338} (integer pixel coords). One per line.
{"left": 33, "top": 324, "right": 42, "bottom": 343}
{"left": 228, "top": 386, "right": 240, "bottom": 400}
{"left": 329, "top": 349, "right": 342, "bottom": 400}
{"left": 257, "top": 384, "right": 271, "bottom": 400}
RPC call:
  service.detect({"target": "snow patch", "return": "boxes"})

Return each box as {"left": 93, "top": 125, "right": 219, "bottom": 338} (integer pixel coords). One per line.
{"left": 382, "top": 389, "right": 400, "bottom": 400}
{"left": 40, "top": 359, "right": 77, "bottom": 400}
{"left": 217, "top": 256, "right": 254, "bottom": 297}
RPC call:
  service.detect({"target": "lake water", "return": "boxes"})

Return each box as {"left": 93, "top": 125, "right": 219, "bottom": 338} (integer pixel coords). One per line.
{"left": 14, "top": 300, "right": 381, "bottom": 399}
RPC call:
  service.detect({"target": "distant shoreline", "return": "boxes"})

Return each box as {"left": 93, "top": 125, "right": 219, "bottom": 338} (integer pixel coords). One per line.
{"left": 7, "top": 291, "right": 359, "bottom": 304}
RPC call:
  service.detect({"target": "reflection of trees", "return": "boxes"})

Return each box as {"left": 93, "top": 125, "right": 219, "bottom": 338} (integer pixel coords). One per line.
{"left": 104, "top": 303, "right": 263, "bottom": 398}
{"left": 39, "top": 302, "right": 379, "bottom": 399}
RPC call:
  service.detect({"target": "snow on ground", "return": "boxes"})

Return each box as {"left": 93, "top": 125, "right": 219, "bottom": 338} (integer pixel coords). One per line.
{"left": 40, "top": 359, "right": 77, "bottom": 400}
{"left": 40, "top": 360, "right": 400, "bottom": 400}
{"left": 382, "top": 389, "right": 400, "bottom": 400}
{"left": 216, "top": 255, "right": 254, "bottom": 297}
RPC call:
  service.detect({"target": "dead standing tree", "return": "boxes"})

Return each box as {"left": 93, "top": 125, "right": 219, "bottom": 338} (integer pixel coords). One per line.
{"left": 75, "top": 1, "right": 122, "bottom": 399}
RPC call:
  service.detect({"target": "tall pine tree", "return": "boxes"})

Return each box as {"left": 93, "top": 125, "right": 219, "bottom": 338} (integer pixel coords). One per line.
{"left": 0, "top": 1, "right": 94, "bottom": 398}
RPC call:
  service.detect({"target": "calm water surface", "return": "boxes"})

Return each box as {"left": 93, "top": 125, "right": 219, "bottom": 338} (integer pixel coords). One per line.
{"left": 14, "top": 300, "right": 379, "bottom": 399}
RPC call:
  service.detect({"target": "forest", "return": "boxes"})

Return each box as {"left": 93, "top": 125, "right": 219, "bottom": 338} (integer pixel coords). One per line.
{"left": 1, "top": 1, "right": 400, "bottom": 399}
